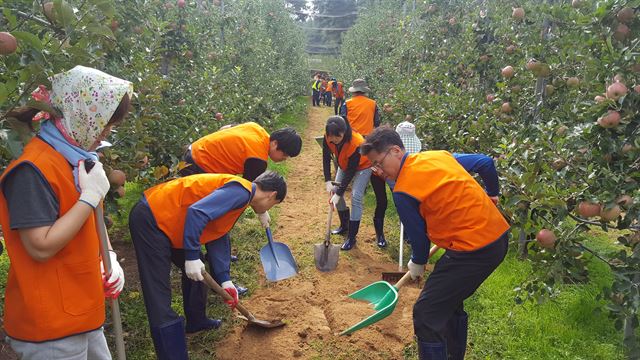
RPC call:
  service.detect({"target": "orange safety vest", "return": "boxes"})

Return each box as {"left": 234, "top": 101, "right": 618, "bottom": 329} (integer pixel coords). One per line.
{"left": 334, "top": 82, "right": 344, "bottom": 98}
{"left": 326, "top": 81, "right": 333, "bottom": 92}
{"left": 0, "top": 137, "right": 105, "bottom": 342}
{"left": 325, "top": 131, "right": 371, "bottom": 171}
{"left": 190, "top": 122, "right": 270, "bottom": 175}
{"left": 345, "top": 95, "right": 377, "bottom": 136}
{"left": 144, "top": 174, "right": 253, "bottom": 249}
{"left": 393, "top": 151, "right": 509, "bottom": 251}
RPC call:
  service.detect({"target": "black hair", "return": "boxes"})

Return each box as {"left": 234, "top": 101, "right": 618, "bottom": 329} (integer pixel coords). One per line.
{"left": 270, "top": 127, "right": 302, "bottom": 157}
{"left": 360, "top": 125, "right": 405, "bottom": 156}
{"left": 325, "top": 116, "right": 352, "bottom": 143}
{"left": 254, "top": 171, "right": 287, "bottom": 201}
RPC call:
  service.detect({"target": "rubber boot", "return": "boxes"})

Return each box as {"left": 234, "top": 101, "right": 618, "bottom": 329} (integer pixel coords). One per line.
{"left": 182, "top": 275, "right": 222, "bottom": 334}
{"left": 331, "top": 208, "right": 350, "bottom": 235}
{"left": 417, "top": 339, "right": 448, "bottom": 360}
{"left": 373, "top": 217, "right": 387, "bottom": 248}
{"left": 341, "top": 220, "right": 360, "bottom": 251}
{"left": 150, "top": 317, "right": 189, "bottom": 360}
{"left": 445, "top": 310, "right": 469, "bottom": 360}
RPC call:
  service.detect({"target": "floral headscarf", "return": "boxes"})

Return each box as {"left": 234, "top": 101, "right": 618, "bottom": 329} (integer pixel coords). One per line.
{"left": 40, "top": 65, "right": 133, "bottom": 149}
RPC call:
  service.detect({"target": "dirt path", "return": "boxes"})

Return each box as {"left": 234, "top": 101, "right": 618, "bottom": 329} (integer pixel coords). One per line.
{"left": 216, "top": 105, "right": 422, "bottom": 359}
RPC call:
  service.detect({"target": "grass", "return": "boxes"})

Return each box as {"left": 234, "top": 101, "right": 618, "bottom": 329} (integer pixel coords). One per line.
{"left": 363, "top": 189, "right": 625, "bottom": 359}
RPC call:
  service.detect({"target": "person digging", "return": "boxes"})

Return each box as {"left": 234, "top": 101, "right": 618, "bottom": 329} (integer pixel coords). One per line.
{"left": 323, "top": 116, "right": 383, "bottom": 250}
{"left": 340, "top": 78, "right": 388, "bottom": 248}
{"left": 129, "top": 171, "right": 287, "bottom": 359}
{"left": 360, "top": 127, "right": 510, "bottom": 360}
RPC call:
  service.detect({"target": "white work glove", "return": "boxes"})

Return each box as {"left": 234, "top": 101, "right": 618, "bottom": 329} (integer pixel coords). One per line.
{"left": 257, "top": 211, "right": 270, "bottom": 228}
{"left": 330, "top": 193, "right": 341, "bottom": 208}
{"left": 78, "top": 160, "right": 110, "bottom": 208}
{"left": 325, "top": 181, "right": 333, "bottom": 193}
{"left": 101, "top": 250, "right": 125, "bottom": 299}
{"left": 221, "top": 280, "right": 239, "bottom": 309}
{"left": 185, "top": 259, "right": 205, "bottom": 281}
{"left": 407, "top": 259, "right": 426, "bottom": 280}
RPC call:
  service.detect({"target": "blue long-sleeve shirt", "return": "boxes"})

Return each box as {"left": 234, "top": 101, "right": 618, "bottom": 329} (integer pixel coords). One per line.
{"left": 394, "top": 153, "right": 499, "bottom": 264}
{"left": 183, "top": 182, "right": 255, "bottom": 262}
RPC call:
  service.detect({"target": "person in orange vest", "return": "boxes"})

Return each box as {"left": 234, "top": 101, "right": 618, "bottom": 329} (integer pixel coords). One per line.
{"left": 340, "top": 79, "right": 388, "bottom": 248}
{"left": 361, "top": 127, "right": 509, "bottom": 360}
{"left": 324, "top": 76, "right": 333, "bottom": 107}
{"left": 129, "top": 171, "right": 287, "bottom": 359}
{"left": 0, "top": 66, "right": 132, "bottom": 358}
{"left": 180, "top": 121, "right": 300, "bottom": 247}
{"left": 323, "top": 116, "right": 378, "bottom": 250}
{"left": 320, "top": 77, "right": 328, "bottom": 106}
{"left": 331, "top": 78, "right": 345, "bottom": 116}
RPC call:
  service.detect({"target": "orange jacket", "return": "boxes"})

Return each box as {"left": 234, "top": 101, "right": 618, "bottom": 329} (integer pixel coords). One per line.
{"left": 325, "top": 131, "right": 371, "bottom": 171}
{"left": 344, "top": 95, "right": 377, "bottom": 136}
{"left": 0, "top": 138, "right": 105, "bottom": 342}
{"left": 394, "top": 151, "right": 509, "bottom": 251}
{"left": 190, "top": 122, "right": 270, "bottom": 175}
{"left": 144, "top": 174, "right": 253, "bottom": 249}
{"left": 326, "top": 81, "right": 333, "bottom": 92}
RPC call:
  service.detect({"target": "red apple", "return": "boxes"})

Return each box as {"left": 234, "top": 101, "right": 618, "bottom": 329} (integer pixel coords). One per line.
{"left": 501, "top": 102, "right": 512, "bottom": 113}
{"left": 536, "top": 229, "right": 556, "bottom": 249}
{"left": 501, "top": 66, "right": 514, "bottom": 78}
{"left": 617, "top": 7, "right": 635, "bottom": 24}
{"left": 566, "top": 77, "right": 580, "bottom": 87}
{"left": 578, "top": 201, "right": 601, "bottom": 218}
{"left": 512, "top": 7, "right": 525, "bottom": 21}
{"left": 594, "top": 95, "right": 606, "bottom": 103}
{"left": 607, "top": 82, "right": 628, "bottom": 100}
{"left": 177, "top": 0, "right": 186, "bottom": 8}
{"left": 108, "top": 170, "right": 126, "bottom": 187}
{"left": 215, "top": 112, "right": 224, "bottom": 120}
{"left": 506, "top": 45, "right": 516, "bottom": 54}
{"left": 597, "top": 110, "right": 621, "bottom": 128}
{"left": 0, "top": 32, "right": 17, "bottom": 55}
{"left": 614, "top": 24, "right": 630, "bottom": 41}
{"left": 600, "top": 204, "right": 621, "bottom": 221}
{"left": 486, "top": 94, "right": 495, "bottom": 102}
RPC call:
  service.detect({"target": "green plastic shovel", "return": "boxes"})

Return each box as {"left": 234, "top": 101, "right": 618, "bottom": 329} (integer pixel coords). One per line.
{"left": 340, "top": 245, "right": 440, "bottom": 336}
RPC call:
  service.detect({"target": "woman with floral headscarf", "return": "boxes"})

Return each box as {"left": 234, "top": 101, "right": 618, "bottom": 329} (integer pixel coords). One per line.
{"left": 0, "top": 65, "right": 132, "bottom": 359}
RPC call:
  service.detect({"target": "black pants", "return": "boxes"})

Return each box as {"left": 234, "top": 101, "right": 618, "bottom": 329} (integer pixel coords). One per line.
{"left": 129, "top": 200, "right": 230, "bottom": 329}
{"left": 370, "top": 174, "right": 388, "bottom": 220}
{"left": 334, "top": 97, "right": 344, "bottom": 115}
{"left": 413, "top": 232, "right": 509, "bottom": 357}
{"left": 312, "top": 90, "right": 320, "bottom": 106}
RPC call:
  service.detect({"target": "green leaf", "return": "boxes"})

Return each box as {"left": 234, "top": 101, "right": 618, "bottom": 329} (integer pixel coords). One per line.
{"left": 12, "top": 31, "right": 44, "bottom": 51}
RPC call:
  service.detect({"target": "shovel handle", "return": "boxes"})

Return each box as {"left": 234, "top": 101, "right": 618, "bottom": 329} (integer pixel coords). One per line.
{"left": 201, "top": 271, "right": 255, "bottom": 321}
{"left": 395, "top": 245, "right": 440, "bottom": 290}
{"left": 324, "top": 204, "right": 333, "bottom": 245}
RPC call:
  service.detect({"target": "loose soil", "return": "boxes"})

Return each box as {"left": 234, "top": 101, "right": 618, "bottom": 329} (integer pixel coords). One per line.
{"left": 216, "top": 105, "right": 423, "bottom": 360}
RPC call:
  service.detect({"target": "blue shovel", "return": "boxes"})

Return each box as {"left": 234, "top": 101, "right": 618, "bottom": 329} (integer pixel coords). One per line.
{"left": 260, "top": 227, "right": 298, "bottom": 282}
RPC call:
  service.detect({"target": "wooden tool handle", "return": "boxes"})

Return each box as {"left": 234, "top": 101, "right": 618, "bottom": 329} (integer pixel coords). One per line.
{"left": 202, "top": 271, "right": 254, "bottom": 320}
{"left": 395, "top": 245, "right": 440, "bottom": 290}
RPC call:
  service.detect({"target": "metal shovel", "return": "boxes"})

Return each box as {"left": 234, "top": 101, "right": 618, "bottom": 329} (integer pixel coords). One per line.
{"left": 202, "top": 271, "right": 285, "bottom": 329}
{"left": 340, "top": 245, "right": 439, "bottom": 336}
{"left": 259, "top": 227, "right": 298, "bottom": 282}
{"left": 314, "top": 204, "right": 341, "bottom": 272}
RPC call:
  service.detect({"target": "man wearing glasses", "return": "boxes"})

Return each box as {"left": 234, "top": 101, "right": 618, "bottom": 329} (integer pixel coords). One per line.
{"left": 361, "top": 126, "right": 509, "bottom": 360}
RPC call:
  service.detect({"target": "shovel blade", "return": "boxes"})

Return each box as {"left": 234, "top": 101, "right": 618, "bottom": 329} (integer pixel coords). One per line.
{"left": 339, "top": 281, "right": 399, "bottom": 335}
{"left": 313, "top": 243, "right": 340, "bottom": 272}
{"left": 260, "top": 241, "right": 298, "bottom": 282}
{"left": 236, "top": 314, "right": 286, "bottom": 329}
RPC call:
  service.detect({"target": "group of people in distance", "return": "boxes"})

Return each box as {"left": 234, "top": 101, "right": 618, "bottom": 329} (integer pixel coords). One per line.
{"left": 0, "top": 66, "right": 509, "bottom": 360}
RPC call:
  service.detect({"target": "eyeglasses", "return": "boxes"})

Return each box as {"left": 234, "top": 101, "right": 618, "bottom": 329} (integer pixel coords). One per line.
{"left": 371, "top": 148, "right": 391, "bottom": 170}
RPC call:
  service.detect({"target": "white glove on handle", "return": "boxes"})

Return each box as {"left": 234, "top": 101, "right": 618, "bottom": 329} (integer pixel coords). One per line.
{"left": 102, "top": 250, "right": 125, "bottom": 299}
{"left": 325, "top": 181, "right": 333, "bottom": 193}
{"left": 407, "top": 259, "right": 426, "bottom": 280}
{"left": 185, "top": 259, "right": 205, "bottom": 281}
{"left": 257, "top": 211, "right": 270, "bottom": 228}
{"left": 330, "top": 193, "right": 341, "bottom": 207}
{"left": 78, "top": 160, "right": 110, "bottom": 208}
